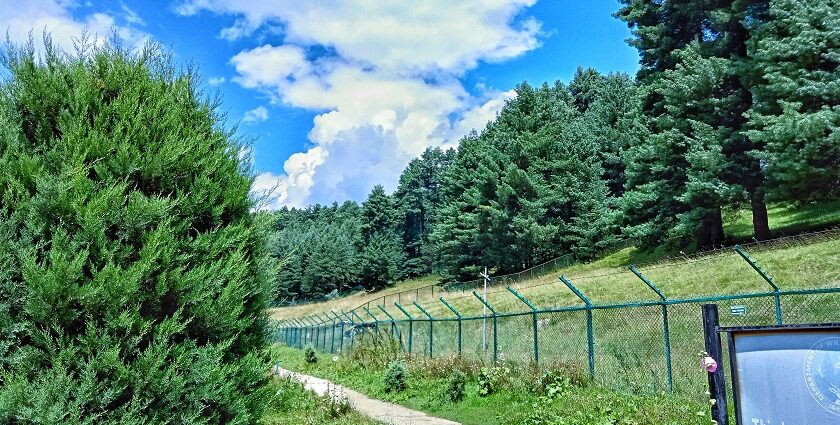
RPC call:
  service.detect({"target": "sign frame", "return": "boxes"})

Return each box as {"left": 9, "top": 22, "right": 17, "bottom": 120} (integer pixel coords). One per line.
{"left": 723, "top": 324, "right": 840, "bottom": 425}
{"left": 703, "top": 303, "right": 840, "bottom": 425}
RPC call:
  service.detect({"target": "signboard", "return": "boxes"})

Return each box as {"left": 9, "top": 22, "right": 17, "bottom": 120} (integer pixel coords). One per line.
{"left": 730, "top": 305, "right": 748, "bottom": 316}
{"left": 731, "top": 328, "right": 840, "bottom": 424}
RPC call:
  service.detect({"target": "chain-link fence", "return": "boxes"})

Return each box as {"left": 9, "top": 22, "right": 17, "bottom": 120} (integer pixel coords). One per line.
{"left": 275, "top": 230, "right": 840, "bottom": 398}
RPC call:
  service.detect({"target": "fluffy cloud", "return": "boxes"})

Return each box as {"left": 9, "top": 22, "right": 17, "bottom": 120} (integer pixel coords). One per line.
{"left": 180, "top": 0, "right": 538, "bottom": 207}
{"left": 178, "top": 0, "right": 540, "bottom": 72}
{"left": 207, "top": 76, "right": 226, "bottom": 86}
{"left": 253, "top": 147, "right": 326, "bottom": 210}
{"left": 242, "top": 106, "right": 269, "bottom": 123}
{"left": 0, "top": 0, "right": 150, "bottom": 53}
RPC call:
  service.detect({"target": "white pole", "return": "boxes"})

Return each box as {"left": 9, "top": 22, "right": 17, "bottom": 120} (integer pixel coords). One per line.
{"left": 481, "top": 266, "right": 489, "bottom": 350}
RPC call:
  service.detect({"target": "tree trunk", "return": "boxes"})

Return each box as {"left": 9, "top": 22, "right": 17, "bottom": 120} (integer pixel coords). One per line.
{"left": 696, "top": 208, "right": 725, "bottom": 251}
{"left": 751, "top": 192, "right": 771, "bottom": 241}
{"left": 696, "top": 217, "right": 712, "bottom": 251}
{"left": 710, "top": 207, "right": 724, "bottom": 248}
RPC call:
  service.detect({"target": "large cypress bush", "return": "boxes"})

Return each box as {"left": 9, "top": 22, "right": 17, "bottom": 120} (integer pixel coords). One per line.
{"left": 0, "top": 39, "right": 273, "bottom": 423}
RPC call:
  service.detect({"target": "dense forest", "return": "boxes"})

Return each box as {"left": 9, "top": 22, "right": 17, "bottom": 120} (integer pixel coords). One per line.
{"left": 271, "top": 0, "right": 839, "bottom": 303}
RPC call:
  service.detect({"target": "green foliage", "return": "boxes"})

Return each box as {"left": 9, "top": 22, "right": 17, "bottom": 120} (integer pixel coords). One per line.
{"left": 261, "top": 377, "right": 376, "bottom": 425}
{"left": 747, "top": 0, "right": 840, "bottom": 202}
{"left": 0, "top": 40, "right": 272, "bottom": 422}
{"left": 275, "top": 345, "right": 707, "bottom": 425}
{"left": 383, "top": 361, "right": 408, "bottom": 393}
{"left": 618, "top": 0, "right": 774, "bottom": 248}
{"left": 433, "top": 81, "right": 617, "bottom": 281}
{"left": 476, "top": 366, "right": 513, "bottom": 397}
{"left": 533, "top": 370, "right": 573, "bottom": 400}
{"left": 446, "top": 371, "right": 467, "bottom": 402}
{"left": 305, "top": 346, "right": 318, "bottom": 364}
{"left": 477, "top": 368, "right": 492, "bottom": 397}
{"left": 394, "top": 147, "right": 455, "bottom": 277}
{"left": 269, "top": 202, "right": 364, "bottom": 302}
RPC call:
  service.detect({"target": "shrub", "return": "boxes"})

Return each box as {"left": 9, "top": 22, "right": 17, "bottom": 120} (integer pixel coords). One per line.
{"left": 477, "top": 366, "right": 511, "bottom": 396}
{"left": 534, "top": 370, "right": 572, "bottom": 399}
{"left": 477, "top": 367, "right": 492, "bottom": 396}
{"left": 383, "top": 361, "right": 408, "bottom": 393}
{"left": 446, "top": 370, "right": 467, "bottom": 402}
{"left": 305, "top": 346, "right": 318, "bottom": 363}
{"left": 0, "top": 39, "right": 273, "bottom": 422}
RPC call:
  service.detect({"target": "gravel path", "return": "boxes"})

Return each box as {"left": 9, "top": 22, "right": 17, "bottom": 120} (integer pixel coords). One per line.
{"left": 276, "top": 368, "right": 461, "bottom": 425}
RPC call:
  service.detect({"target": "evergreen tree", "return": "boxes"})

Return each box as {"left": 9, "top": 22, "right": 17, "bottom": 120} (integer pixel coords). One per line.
{"left": 269, "top": 202, "right": 365, "bottom": 302}
{"left": 360, "top": 185, "right": 405, "bottom": 286}
{"left": 0, "top": 40, "right": 272, "bottom": 422}
{"left": 359, "top": 232, "right": 406, "bottom": 290}
{"left": 747, "top": 0, "right": 840, "bottom": 201}
{"left": 571, "top": 68, "right": 645, "bottom": 197}
{"left": 394, "top": 147, "right": 454, "bottom": 276}
{"left": 618, "top": 0, "right": 773, "bottom": 247}
{"left": 433, "top": 82, "right": 614, "bottom": 281}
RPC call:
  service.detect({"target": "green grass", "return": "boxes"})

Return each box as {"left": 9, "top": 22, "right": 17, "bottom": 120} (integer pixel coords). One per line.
{"left": 278, "top": 201, "right": 840, "bottom": 401}
{"left": 724, "top": 199, "right": 840, "bottom": 240}
{"left": 261, "top": 375, "right": 380, "bottom": 425}
{"left": 274, "top": 345, "right": 708, "bottom": 425}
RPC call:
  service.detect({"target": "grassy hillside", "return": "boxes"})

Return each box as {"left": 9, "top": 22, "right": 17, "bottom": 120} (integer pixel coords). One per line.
{"left": 274, "top": 202, "right": 840, "bottom": 399}
{"left": 271, "top": 200, "right": 840, "bottom": 321}
{"left": 270, "top": 275, "right": 440, "bottom": 320}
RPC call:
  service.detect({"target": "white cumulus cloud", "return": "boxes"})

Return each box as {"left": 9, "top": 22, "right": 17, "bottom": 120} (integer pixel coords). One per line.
{"left": 242, "top": 106, "right": 269, "bottom": 123}
{"left": 0, "top": 0, "right": 150, "bottom": 53}
{"left": 179, "top": 0, "right": 538, "bottom": 208}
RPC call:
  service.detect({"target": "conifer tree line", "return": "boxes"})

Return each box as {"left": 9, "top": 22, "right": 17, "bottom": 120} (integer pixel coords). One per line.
{"left": 271, "top": 0, "right": 838, "bottom": 302}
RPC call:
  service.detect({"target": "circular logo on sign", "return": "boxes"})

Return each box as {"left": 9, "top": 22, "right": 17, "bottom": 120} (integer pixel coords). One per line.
{"left": 804, "top": 337, "right": 840, "bottom": 416}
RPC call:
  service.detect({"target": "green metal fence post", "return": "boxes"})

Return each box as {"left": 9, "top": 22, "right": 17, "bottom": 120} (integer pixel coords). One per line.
{"left": 300, "top": 317, "right": 312, "bottom": 347}
{"left": 330, "top": 311, "right": 345, "bottom": 353}
{"left": 629, "top": 265, "right": 674, "bottom": 392}
{"left": 395, "top": 303, "right": 414, "bottom": 354}
{"left": 506, "top": 286, "right": 540, "bottom": 366}
{"left": 319, "top": 315, "right": 329, "bottom": 350}
{"left": 560, "top": 275, "right": 595, "bottom": 381}
{"left": 472, "top": 290, "right": 498, "bottom": 363}
{"left": 308, "top": 317, "right": 321, "bottom": 349}
{"left": 363, "top": 306, "right": 379, "bottom": 322}
{"left": 363, "top": 306, "right": 384, "bottom": 341}
{"left": 376, "top": 305, "right": 399, "bottom": 342}
{"left": 350, "top": 309, "right": 367, "bottom": 324}
{"left": 322, "top": 313, "right": 336, "bottom": 353}
{"left": 340, "top": 310, "right": 356, "bottom": 350}
{"left": 440, "top": 297, "right": 462, "bottom": 355}
{"left": 413, "top": 301, "right": 435, "bottom": 358}
{"left": 290, "top": 320, "right": 299, "bottom": 348}
{"left": 735, "top": 245, "right": 783, "bottom": 324}
{"left": 291, "top": 319, "right": 299, "bottom": 348}
{"left": 315, "top": 316, "right": 325, "bottom": 350}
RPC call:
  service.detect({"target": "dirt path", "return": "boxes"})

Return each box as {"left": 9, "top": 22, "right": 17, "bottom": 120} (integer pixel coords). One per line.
{"left": 277, "top": 368, "right": 460, "bottom": 425}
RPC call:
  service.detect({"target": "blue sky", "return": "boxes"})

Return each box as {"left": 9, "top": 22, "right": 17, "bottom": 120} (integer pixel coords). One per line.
{"left": 2, "top": 1, "right": 639, "bottom": 209}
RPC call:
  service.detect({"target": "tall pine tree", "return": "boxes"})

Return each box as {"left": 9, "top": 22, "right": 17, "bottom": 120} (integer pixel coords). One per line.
{"left": 747, "top": 0, "right": 840, "bottom": 201}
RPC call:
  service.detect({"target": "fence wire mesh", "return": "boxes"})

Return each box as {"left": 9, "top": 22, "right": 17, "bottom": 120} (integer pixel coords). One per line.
{"left": 277, "top": 229, "right": 840, "bottom": 398}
